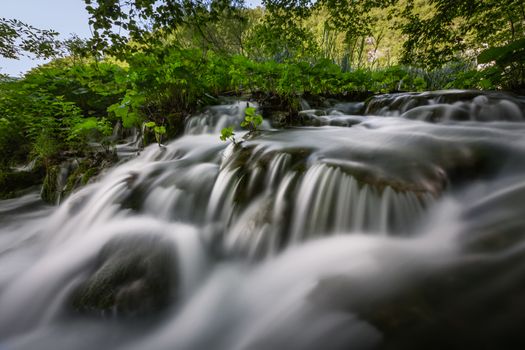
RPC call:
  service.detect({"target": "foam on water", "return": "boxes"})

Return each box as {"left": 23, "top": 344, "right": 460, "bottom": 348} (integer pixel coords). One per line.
{"left": 2, "top": 91, "right": 525, "bottom": 349}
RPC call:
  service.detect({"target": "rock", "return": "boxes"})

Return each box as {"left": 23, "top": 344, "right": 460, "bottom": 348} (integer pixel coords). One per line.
{"left": 270, "top": 110, "right": 290, "bottom": 127}
{"left": 41, "top": 151, "right": 118, "bottom": 204}
{"left": 71, "top": 234, "right": 177, "bottom": 317}
{"left": 310, "top": 258, "right": 525, "bottom": 349}
{"left": 0, "top": 166, "right": 45, "bottom": 200}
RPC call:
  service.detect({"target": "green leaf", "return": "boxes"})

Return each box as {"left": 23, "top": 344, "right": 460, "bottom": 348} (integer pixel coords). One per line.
{"left": 478, "top": 46, "right": 508, "bottom": 64}
{"left": 478, "top": 78, "right": 493, "bottom": 90}
{"left": 154, "top": 125, "right": 166, "bottom": 135}
{"left": 220, "top": 126, "right": 235, "bottom": 142}
{"left": 478, "top": 39, "right": 525, "bottom": 64}
{"left": 245, "top": 106, "right": 256, "bottom": 117}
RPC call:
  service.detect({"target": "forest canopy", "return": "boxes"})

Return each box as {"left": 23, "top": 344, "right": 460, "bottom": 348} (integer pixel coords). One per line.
{"left": 81, "top": 0, "right": 525, "bottom": 70}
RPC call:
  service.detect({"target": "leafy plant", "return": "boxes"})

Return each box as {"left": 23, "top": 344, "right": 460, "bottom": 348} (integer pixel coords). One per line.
{"left": 220, "top": 105, "right": 263, "bottom": 144}
{"left": 240, "top": 106, "right": 263, "bottom": 132}
{"left": 145, "top": 121, "right": 167, "bottom": 147}
{"left": 478, "top": 39, "right": 525, "bottom": 65}
{"left": 108, "top": 91, "right": 145, "bottom": 128}
{"left": 477, "top": 38, "right": 525, "bottom": 89}
{"left": 66, "top": 117, "right": 113, "bottom": 151}
{"left": 220, "top": 126, "right": 237, "bottom": 144}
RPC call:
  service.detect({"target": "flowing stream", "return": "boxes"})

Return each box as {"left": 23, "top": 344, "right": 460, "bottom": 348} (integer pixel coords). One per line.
{"left": 1, "top": 91, "right": 525, "bottom": 349}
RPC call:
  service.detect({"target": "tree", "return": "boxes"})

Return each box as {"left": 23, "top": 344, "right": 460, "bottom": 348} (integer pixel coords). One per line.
{"left": 400, "top": 0, "right": 525, "bottom": 68}
{"left": 83, "top": 0, "right": 246, "bottom": 56}
{"left": 0, "top": 18, "right": 60, "bottom": 59}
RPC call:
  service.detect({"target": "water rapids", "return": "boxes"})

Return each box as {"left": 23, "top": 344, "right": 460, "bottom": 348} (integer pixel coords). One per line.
{"left": 1, "top": 91, "right": 525, "bottom": 349}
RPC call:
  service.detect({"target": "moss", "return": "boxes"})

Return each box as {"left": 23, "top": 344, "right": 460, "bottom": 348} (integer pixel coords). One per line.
{"left": 0, "top": 166, "right": 45, "bottom": 199}
{"left": 40, "top": 151, "right": 118, "bottom": 204}
{"left": 65, "top": 153, "right": 118, "bottom": 198}
{"left": 41, "top": 165, "right": 60, "bottom": 204}
{"left": 81, "top": 167, "right": 99, "bottom": 185}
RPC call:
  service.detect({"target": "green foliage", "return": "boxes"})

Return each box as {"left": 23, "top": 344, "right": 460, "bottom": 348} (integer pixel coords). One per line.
{"left": 400, "top": 0, "right": 525, "bottom": 76}
{"left": 77, "top": 0, "right": 525, "bottom": 91}
{"left": 144, "top": 121, "right": 167, "bottom": 146}
{"left": 108, "top": 91, "right": 145, "bottom": 128}
{"left": 66, "top": 117, "right": 113, "bottom": 150}
{"left": 220, "top": 126, "right": 237, "bottom": 144}
{"left": 220, "top": 105, "right": 262, "bottom": 144}
{"left": 28, "top": 60, "right": 128, "bottom": 117}
{"left": 241, "top": 106, "right": 263, "bottom": 132}
{"left": 477, "top": 39, "right": 525, "bottom": 65}
{"left": 477, "top": 38, "right": 525, "bottom": 89}
{"left": 0, "top": 60, "right": 125, "bottom": 171}
{"left": 0, "top": 18, "right": 60, "bottom": 59}
{"left": 83, "top": 0, "right": 245, "bottom": 56}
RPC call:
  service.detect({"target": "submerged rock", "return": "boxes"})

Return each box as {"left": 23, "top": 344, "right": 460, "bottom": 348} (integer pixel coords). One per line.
{"left": 71, "top": 234, "right": 177, "bottom": 317}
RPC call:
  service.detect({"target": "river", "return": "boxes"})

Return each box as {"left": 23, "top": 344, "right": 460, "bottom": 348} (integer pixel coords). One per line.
{"left": 1, "top": 91, "right": 525, "bottom": 349}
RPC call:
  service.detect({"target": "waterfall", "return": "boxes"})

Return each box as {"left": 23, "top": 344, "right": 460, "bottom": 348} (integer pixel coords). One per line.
{"left": 1, "top": 90, "right": 525, "bottom": 349}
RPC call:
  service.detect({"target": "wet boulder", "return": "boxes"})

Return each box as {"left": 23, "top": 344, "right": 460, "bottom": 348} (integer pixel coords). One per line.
{"left": 0, "top": 167, "right": 45, "bottom": 200}
{"left": 71, "top": 234, "right": 177, "bottom": 317}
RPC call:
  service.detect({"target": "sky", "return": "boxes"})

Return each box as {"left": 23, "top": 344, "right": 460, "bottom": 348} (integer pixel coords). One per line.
{"left": 1, "top": 0, "right": 92, "bottom": 76}
{"left": 0, "top": 0, "right": 262, "bottom": 77}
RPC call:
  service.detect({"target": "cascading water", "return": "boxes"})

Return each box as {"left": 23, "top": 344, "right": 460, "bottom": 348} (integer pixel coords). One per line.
{"left": 365, "top": 90, "right": 525, "bottom": 122}
{"left": 1, "top": 91, "right": 525, "bottom": 349}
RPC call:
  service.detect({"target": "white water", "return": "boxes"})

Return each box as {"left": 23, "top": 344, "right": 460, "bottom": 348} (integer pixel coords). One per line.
{"left": 1, "top": 92, "right": 525, "bottom": 349}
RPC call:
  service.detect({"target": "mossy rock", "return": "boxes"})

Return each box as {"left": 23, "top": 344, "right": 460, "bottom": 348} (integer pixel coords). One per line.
{"left": 43, "top": 151, "right": 119, "bottom": 204}
{"left": 40, "top": 165, "right": 61, "bottom": 204}
{"left": 71, "top": 234, "right": 178, "bottom": 318}
{"left": 0, "top": 166, "right": 45, "bottom": 199}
